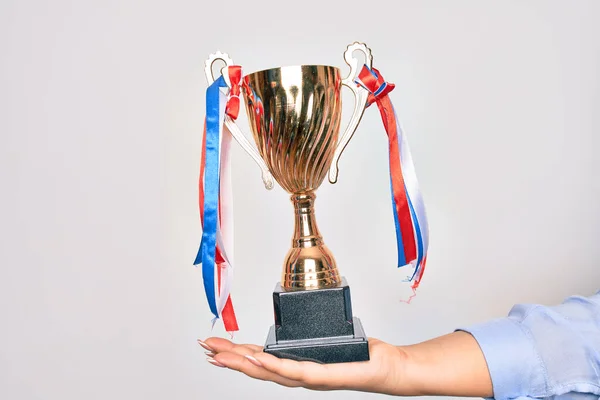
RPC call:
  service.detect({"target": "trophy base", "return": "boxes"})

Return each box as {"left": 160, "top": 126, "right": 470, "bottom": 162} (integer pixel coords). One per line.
{"left": 262, "top": 277, "right": 370, "bottom": 364}
{"left": 264, "top": 317, "right": 369, "bottom": 364}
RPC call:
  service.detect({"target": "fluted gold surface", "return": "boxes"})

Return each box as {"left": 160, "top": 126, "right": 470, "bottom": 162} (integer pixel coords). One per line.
{"left": 243, "top": 66, "right": 342, "bottom": 193}
{"left": 242, "top": 66, "right": 343, "bottom": 290}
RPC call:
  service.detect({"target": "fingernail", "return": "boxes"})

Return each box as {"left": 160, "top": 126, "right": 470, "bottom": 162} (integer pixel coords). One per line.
{"left": 207, "top": 357, "right": 226, "bottom": 368}
{"left": 204, "top": 351, "right": 216, "bottom": 357}
{"left": 245, "top": 355, "right": 263, "bottom": 367}
{"left": 197, "top": 340, "right": 213, "bottom": 352}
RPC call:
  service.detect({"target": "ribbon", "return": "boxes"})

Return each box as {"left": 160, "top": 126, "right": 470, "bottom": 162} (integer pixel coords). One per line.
{"left": 225, "top": 66, "right": 241, "bottom": 119}
{"left": 194, "top": 66, "right": 241, "bottom": 333}
{"left": 356, "top": 65, "right": 430, "bottom": 301}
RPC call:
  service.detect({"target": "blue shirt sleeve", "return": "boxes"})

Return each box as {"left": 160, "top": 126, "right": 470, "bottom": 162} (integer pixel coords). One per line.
{"left": 458, "top": 291, "right": 600, "bottom": 400}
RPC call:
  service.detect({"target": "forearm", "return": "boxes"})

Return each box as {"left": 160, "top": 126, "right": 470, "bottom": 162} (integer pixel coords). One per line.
{"left": 398, "top": 331, "right": 493, "bottom": 397}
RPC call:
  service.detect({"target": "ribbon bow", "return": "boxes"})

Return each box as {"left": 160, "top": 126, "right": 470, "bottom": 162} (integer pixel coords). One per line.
{"left": 356, "top": 66, "right": 396, "bottom": 107}
{"left": 356, "top": 64, "right": 430, "bottom": 302}
{"left": 225, "top": 65, "right": 242, "bottom": 119}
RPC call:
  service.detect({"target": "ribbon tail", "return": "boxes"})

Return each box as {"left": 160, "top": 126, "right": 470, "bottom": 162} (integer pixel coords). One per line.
{"left": 196, "top": 76, "right": 228, "bottom": 320}
{"left": 377, "top": 96, "right": 418, "bottom": 267}
{"left": 392, "top": 103, "right": 429, "bottom": 285}
{"left": 215, "top": 85, "right": 238, "bottom": 332}
{"left": 221, "top": 295, "right": 239, "bottom": 333}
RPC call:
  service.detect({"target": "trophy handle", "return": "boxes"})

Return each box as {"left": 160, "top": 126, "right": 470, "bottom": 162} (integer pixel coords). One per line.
{"left": 328, "top": 42, "right": 373, "bottom": 184}
{"left": 204, "top": 52, "right": 274, "bottom": 190}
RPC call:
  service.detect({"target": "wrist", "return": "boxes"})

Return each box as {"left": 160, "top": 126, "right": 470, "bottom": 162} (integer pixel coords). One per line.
{"left": 364, "top": 344, "right": 425, "bottom": 397}
{"left": 394, "top": 343, "right": 431, "bottom": 396}
{"left": 394, "top": 332, "right": 493, "bottom": 398}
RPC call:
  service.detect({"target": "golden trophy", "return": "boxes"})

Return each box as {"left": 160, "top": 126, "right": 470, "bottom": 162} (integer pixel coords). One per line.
{"left": 198, "top": 42, "right": 428, "bottom": 363}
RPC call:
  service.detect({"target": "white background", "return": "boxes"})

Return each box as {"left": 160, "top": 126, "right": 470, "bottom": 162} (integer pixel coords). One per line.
{"left": 1, "top": 1, "right": 599, "bottom": 399}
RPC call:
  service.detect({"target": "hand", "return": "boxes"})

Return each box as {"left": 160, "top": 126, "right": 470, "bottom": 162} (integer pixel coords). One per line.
{"left": 199, "top": 337, "right": 413, "bottom": 395}
{"left": 199, "top": 332, "right": 493, "bottom": 398}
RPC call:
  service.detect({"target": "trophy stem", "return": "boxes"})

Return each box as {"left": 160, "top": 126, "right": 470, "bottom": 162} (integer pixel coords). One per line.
{"left": 281, "top": 191, "right": 341, "bottom": 290}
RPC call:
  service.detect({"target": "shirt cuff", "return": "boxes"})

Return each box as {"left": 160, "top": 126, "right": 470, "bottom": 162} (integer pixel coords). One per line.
{"left": 457, "top": 318, "right": 547, "bottom": 400}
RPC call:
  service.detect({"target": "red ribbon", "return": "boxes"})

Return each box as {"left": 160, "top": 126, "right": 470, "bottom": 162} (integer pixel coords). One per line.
{"left": 225, "top": 65, "right": 242, "bottom": 119}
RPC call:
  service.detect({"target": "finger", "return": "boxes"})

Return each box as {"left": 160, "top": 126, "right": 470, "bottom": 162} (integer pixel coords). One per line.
{"left": 225, "top": 344, "right": 264, "bottom": 358}
{"left": 212, "top": 351, "right": 303, "bottom": 388}
{"left": 201, "top": 337, "right": 262, "bottom": 354}
{"left": 200, "top": 337, "right": 232, "bottom": 352}
{"left": 237, "top": 344, "right": 264, "bottom": 353}
{"left": 251, "top": 352, "right": 328, "bottom": 385}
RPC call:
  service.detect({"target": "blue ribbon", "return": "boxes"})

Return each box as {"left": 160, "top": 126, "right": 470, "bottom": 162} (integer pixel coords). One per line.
{"left": 194, "top": 75, "right": 228, "bottom": 319}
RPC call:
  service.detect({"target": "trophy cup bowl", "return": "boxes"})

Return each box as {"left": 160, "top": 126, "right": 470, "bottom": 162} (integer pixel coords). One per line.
{"left": 205, "top": 43, "right": 373, "bottom": 363}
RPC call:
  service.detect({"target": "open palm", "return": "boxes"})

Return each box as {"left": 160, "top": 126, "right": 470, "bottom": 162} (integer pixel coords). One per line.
{"left": 201, "top": 337, "right": 409, "bottom": 394}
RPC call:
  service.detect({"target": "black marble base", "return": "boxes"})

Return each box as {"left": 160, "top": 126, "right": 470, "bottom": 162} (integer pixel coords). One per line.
{"left": 263, "top": 277, "right": 370, "bottom": 364}
{"left": 264, "top": 317, "right": 369, "bottom": 364}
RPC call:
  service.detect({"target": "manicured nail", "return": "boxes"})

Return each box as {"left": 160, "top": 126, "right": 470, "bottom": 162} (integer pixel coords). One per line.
{"left": 207, "top": 357, "right": 226, "bottom": 368}
{"left": 205, "top": 351, "right": 216, "bottom": 357}
{"left": 245, "top": 355, "right": 263, "bottom": 367}
{"left": 197, "top": 340, "right": 213, "bottom": 352}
